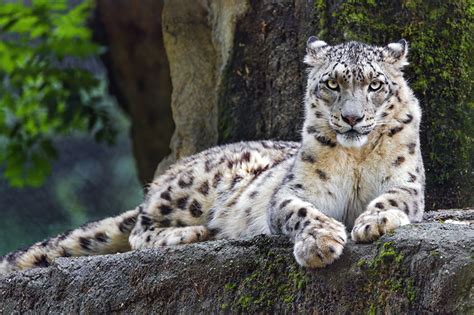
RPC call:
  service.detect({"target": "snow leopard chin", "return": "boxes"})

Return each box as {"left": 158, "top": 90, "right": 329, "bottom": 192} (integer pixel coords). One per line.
{"left": 336, "top": 133, "right": 368, "bottom": 148}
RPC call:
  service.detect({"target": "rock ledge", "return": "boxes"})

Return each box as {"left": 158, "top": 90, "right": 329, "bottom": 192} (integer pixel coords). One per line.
{"left": 0, "top": 210, "right": 473, "bottom": 314}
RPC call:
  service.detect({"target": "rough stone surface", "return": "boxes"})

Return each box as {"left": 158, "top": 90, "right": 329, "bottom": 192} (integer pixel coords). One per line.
{"left": 0, "top": 210, "right": 472, "bottom": 314}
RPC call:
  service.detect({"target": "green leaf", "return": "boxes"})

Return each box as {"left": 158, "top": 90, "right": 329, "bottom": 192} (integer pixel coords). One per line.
{"left": 10, "top": 16, "right": 38, "bottom": 33}
{"left": 0, "top": 0, "right": 116, "bottom": 188}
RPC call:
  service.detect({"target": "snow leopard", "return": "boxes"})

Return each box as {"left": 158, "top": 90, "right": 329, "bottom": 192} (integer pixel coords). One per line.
{"left": 0, "top": 37, "right": 425, "bottom": 274}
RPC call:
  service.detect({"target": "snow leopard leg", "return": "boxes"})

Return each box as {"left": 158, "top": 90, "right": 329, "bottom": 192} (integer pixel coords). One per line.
{"left": 128, "top": 207, "right": 211, "bottom": 249}
{"left": 129, "top": 225, "right": 210, "bottom": 249}
{"left": 269, "top": 192, "right": 348, "bottom": 268}
{"left": 351, "top": 184, "right": 424, "bottom": 243}
{"left": 0, "top": 208, "right": 139, "bottom": 275}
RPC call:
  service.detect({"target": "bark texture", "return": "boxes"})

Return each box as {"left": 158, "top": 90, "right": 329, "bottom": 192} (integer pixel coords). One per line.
{"left": 217, "top": 0, "right": 315, "bottom": 143}
{"left": 0, "top": 210, "right": 472, "bottom": 314}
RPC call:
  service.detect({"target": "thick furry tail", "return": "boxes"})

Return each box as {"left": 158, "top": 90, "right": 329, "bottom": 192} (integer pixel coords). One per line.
{"left": 0, "top": 208, "right": 139, "bottom": 275}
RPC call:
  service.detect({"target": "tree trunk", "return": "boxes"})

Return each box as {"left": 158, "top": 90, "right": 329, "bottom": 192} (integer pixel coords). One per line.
{"left": 92, "top": 0, "right": 174, "bottom": 184}
{"left": 155, "top": 0, "right": 250, "bottom": 175}
{"left": 217, "top": 0, "right": 315, "bottom": 143}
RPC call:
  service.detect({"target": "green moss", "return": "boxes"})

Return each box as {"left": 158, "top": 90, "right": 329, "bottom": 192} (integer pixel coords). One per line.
{"left": 224, "top": 283, "right": 237, "bottom": 291}
{"left": 357, "top": 242, "right": 418, "bottom": 313}
{"left": 315, "top": 0, "right": 473, "bottom": 208}
{"left": 217, "top": 99, "right": 234, "bottom": 143}
{"left": 368, "top": 303, "right": 377, "bottom": 315}
{"left": 222, "top": 250, "right": 308, "bottom": 312}
{"left": 357, "top": 258, "right": 367, "bottom": 268}
{"left": 406, "top": 279, "right": 417, "bottom": 303}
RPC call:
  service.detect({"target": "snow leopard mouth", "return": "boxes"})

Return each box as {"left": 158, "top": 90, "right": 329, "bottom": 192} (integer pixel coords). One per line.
{"left": 335, "top": 129, "right": 369, "bottom": 137}
{"left": 336, "top": 129, "right": 369, "bottom": 148}
{"left": 340, "top": 130, "right": 360, "bottom": 137}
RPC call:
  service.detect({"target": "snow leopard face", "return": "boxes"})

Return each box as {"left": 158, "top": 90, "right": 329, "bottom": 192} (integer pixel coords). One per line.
{"left": 304, "top": 38, "right": 409, "bottom": 148}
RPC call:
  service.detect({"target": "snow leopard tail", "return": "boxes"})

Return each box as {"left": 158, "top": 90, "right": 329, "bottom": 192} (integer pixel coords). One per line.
{"left": 0, "top": 208, "right": 139, "bottom": 275}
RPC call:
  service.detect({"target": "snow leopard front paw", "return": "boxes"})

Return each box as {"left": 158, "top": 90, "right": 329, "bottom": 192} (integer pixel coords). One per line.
{"left": 351, "top": 209, "right": 410, "bottom": 243}
{"left": 293, "top": 220, "right": 347, "bottom": 268}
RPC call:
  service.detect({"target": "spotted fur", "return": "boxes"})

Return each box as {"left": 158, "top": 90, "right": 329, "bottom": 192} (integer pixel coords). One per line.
{"left": 0, "top": 38, "right": 425, "bottom": 274}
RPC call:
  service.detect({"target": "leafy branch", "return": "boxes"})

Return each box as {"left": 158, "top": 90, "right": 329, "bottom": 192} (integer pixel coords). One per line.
{"left": 0, "top": 0, "right": 116, "bottom": 187}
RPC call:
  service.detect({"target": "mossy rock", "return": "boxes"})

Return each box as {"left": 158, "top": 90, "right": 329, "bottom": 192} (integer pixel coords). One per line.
{"left": 220, "top": 248, "right": 308, "bottom": 313}
{"left": 1, "top": 216, "right": 472, "bottom": 313}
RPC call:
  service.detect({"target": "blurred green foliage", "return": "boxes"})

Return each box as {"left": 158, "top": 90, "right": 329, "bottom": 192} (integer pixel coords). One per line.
{"left": 0, "top": 0, "right": 116, "bottom": 187}
{"left": 0, "top": 105, "right": 144, "bottom": 255}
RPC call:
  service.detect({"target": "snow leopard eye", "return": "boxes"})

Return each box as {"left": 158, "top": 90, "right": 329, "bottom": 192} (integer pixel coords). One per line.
{"left": 326, "top": 79, "right": 339, "bottom": 90}
{"left": 369, "top": 80, "right": 382, "bottom": 91}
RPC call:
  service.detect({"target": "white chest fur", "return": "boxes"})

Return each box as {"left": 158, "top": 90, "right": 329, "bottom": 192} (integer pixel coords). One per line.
{"left": 293, "top": 138, "right": 393, "bottom": 227}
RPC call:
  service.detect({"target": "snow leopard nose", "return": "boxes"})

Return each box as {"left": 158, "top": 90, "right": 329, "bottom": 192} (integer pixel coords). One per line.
{"left": 341, "top": 113, "right": 364, "bottom": 127}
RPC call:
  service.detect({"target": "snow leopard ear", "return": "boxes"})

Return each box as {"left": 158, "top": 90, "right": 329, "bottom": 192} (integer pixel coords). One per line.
{"left": 304, "top": 36, "right": 330, "bottom": 66}
{"left": 382, "top": 39, "right": 409, "bottom": 68}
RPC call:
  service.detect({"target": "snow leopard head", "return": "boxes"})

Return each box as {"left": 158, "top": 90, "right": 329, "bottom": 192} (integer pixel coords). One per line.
{"left": 303, "top": 37, "right": 409, "bottom": 148}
